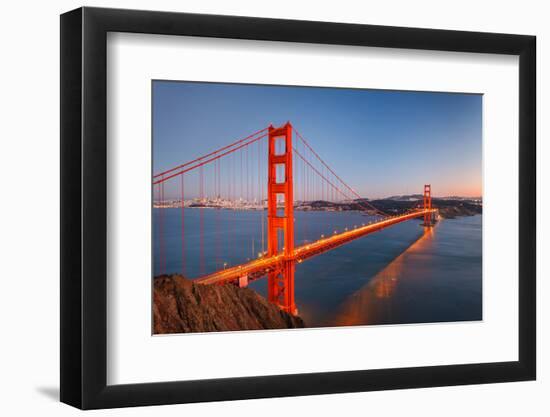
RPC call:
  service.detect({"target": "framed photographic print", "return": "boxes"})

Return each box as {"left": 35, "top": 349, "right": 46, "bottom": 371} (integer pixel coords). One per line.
{"left": 60, "top": 7, "right": 536, "bottom": 409}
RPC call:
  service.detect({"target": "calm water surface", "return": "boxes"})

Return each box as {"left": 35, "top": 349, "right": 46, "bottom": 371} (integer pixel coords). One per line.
{"left": 153, "top": 209, "right": 482, "bottom": 326}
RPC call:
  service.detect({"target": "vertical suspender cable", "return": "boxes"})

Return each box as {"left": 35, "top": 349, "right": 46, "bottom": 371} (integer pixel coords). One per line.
{"left": 180, "top": 173, "right": 185, "bottom": 276}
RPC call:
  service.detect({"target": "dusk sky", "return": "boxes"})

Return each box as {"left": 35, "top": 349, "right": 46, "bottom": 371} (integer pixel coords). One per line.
{"left": 153, "top": 81, "right": 482, "bottom": 199}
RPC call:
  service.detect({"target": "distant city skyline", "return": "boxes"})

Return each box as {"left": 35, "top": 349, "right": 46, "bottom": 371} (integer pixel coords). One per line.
{"left": 153, "top": 81, "right": 482, "bottom": 199}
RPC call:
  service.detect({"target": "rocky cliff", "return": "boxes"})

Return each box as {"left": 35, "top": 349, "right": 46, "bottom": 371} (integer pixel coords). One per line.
{"left": 153, "top": 274, "right": 305, "bottom": 334}
{"left": 437, "top": 204, "right": 482, "bottom": 219}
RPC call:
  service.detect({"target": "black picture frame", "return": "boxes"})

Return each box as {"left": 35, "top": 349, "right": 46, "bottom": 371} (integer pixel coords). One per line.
{"left": 60, "top": 6, "right": 536, "bottom": 410}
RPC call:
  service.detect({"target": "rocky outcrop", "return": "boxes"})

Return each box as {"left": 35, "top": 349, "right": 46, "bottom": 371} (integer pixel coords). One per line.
{"left": 153, "top": 274, "right": 305, "bottom": 334}
{"left": 438, "top": 204, "right": 481, "bottom": 219}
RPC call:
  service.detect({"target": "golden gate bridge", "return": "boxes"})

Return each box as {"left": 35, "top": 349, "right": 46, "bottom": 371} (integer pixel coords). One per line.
{"left": 153, "top": 122, "right": 437, "bottom": 315}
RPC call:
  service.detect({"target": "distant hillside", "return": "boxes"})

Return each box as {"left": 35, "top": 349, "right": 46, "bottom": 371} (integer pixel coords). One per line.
{"left": 368, "top": 197, "right": 482, "bottom": 219}
{"left": 384, "top": 194, "right": 423, "bottom": 201}
{"left": 153, "top": 275, "right": 305, "bottom": 334}
{"left": 431, "top": 200, "right": 482, "bottom": 219}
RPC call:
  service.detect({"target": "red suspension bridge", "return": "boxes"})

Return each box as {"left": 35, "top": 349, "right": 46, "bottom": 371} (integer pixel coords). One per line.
{"left": 153, "top": 122, "right": 437, "bottom": 315}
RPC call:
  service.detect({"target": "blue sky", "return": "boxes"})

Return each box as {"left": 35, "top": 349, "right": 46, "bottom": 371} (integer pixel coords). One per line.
{"left": 153, "top": 81, "right": 482, "bottom": 199}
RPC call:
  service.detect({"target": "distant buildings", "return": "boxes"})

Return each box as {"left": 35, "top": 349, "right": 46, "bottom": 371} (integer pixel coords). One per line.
{"left": 153, "top": 197, "right": 267, "bottom": 210}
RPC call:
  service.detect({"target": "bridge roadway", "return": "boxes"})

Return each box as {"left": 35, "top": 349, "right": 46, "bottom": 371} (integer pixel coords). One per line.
{"left": 194, "top": 209, "right": 437, "bottom": 286}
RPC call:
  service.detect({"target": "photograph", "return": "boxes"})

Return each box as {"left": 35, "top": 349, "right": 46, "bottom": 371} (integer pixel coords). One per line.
{"left": 151, "top": 81, "right": 483, "bottom": 334}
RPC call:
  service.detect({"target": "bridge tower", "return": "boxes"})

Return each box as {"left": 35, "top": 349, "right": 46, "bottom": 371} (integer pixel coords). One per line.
{"left": 423, "top": 184, "right": 432, "bottom": 226}
{"left": 267, "top": 122, "right": 297, "bottom": 315}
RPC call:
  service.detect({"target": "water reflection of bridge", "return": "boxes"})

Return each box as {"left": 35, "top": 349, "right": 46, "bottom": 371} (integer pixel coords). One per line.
{"left": 330, "top": 225, "right": 436, "bottom": 327}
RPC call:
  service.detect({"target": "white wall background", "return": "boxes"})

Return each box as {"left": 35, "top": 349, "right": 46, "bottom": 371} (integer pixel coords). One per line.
{"left": 0, "top": 0, "right": 546, "bottom": 415}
